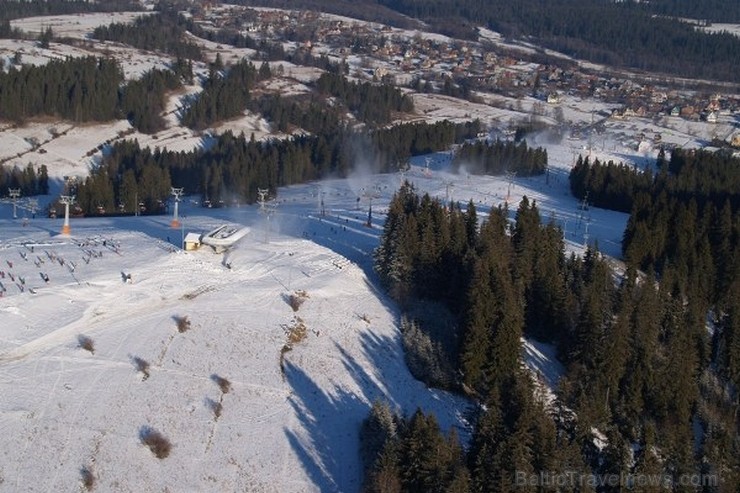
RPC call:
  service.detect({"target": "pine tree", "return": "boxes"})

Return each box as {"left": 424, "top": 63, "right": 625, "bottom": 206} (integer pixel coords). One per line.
{"left": 464, "top": 199, "right": 478, "bottom": 248}
{"left": 361, "top": 400, "right": 399, "bottom": 471}
{"left": 469, "top": 386, "right": 508, "bottom": 492}
{"left": 486, "top": 263, "right": 524, "bottom": 391}
{"left": 632, "top": 422, "right": 664, "bottom": 493}
{"left": 621, "top": 273, "right": 661, "bottom": 426}
{"left": 526, "top": 220, "right": 567, "bottom": 342}
{"left": 366, "top": 444, "right": 403, "bottom": 493}
{"left": 398, "top": 409, "right": 468, "bottom": 493}
{"left": 512, "top": 196, "right": 540, "bottom": 293}
{"left": 461, "top": 258, "right": 495, "bottom": 395}
{"left": 600, "top": 426, "right": 630, "bottom": 492}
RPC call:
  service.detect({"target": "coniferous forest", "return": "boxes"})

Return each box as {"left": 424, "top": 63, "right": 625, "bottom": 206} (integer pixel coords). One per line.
{"left": 365, "top": 147, "right": 740, "bottom": 492}
{"left": 0, "top": 56, "right": 189, "bottom": 133}
{"left": 0, "top": 2, "right": 737, "bottom": 489}
{"left": 72, "top": 120, "right": 482, "bottom": 215}
{"left": 91, "top": 11, "right": 202, "bottom": 60}
{"left": 0, "top": 163, "right": 49, "bottom": 197}
{"left": 375, "top": 0, "right": 740, "bottom": 82}
{"left": 453, "top": 139, "right": 548, "bottom": 177}
{"left": 180, "top": 59, "right": 261, "bottom": 130}
{"left": 569, "top": 156, "right": 653, "bottom": 213}
{"left": 315, "top": 72, "right": 414, "bottom": 126}
{"left": 0, "top": 57, "right": 123, "bottom": 123}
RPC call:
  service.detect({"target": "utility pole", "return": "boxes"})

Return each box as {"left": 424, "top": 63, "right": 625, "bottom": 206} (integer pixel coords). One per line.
{"left": 505, "top": 171, "right": 516, "bottom": 203}
{"left": 257, "top": 188, "right": 275, "bottom": 242}
{"left": 313, "top": 186, "right": 324, "bottom": 215}
{"left": 8, "top": 188, "right": 20, "bottom": 219}
{"left": 170, "top": 187, "right": 183, "bottom": 228}
{"left": 588, "top": 110, "right": 594, "bottom": 159}
{"left": 576, "top": 191, "right": 589, "bottom": 231}
{"left": 362, "top": 185, "right": 381, "bottom": 228}
{"left": 27, "top": 198, "right": 38, "bottom": 219}
{"left": 59, "top": 195, "right": 75, "bottom": 235}
{"left": 443, "top": 179, "right": 455, "bottom": 203}
{"left": 257, "top": 188, "right": 269, "bottom": 213}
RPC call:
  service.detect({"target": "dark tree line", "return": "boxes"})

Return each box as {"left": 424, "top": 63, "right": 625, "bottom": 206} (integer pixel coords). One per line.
{"left": 0, "top": 0, "right": 140, "bottom": 23}
{"left": 250, "top": 94, "right": 344, "bottom": 135}
{"left": 572, "top": 149, "right": 740, "bottom": 428}
{"left": 278, "top": 50, "right": 348, "bottom": 74}
{"left": 372, "top": 120, "right": 481, "bottom": 164}
{"left": 0, "top": 20, "right": 21, "bottom": 40}
{"left": 410, "top": 74, "right": 474, "bottom": 101}
{"left": 92, "top": 11, "right": 202, "bottom": 60}
{"left": 453, "top": 139, "right": 547, "bottom": 177}
{"left": 253, "top": 82, "right": 448, "bottom": 138}
{"left": 180, "top": 59, "right": 266, "bottom": 130}
{"left": 1, "top": 163, "right": 49, "bottom": 197}
{"left": 177, "top": 13, "right": 258, "bottom": 50}
{"left": 0, "top": 55, "right": 188, "bottom": 133}
{"left": 0, "top": 56, "right": 122, "bottom": 123}
{"left": 361, "top": 402, "right": 470, "bottom": 492}
{"left": 643, "top": 0, "right": 740, "bottom": 23}
{"left": 72, "top": 120, "right": 480, "bottom": 214}
{"left": 572, "top": 148, "right": 739, "bottom": 308}
{"left": 377, "top": 0, "right": 740, "bottom": 82}
{"left": 622, "top": 148, "right": 740, "bottom": 307}
{"left": 315, "top": 72, "right": 414, "bottom": 126}
{"left": 120, "top": 66, "right": 187, "bottom": 134}
{"left": 569, "top": 155, "right": 653, "bottom": 213}
{"left": 369, "top": 181, "right": 739, "bottom": 491}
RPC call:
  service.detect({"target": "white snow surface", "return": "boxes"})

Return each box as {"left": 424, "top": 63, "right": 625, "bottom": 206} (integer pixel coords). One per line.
{"left": 1, "top": 7, "right": 717, "bottom": 487}
{"left": 10, "top": 12, "right": 151, "bottom": 39}
{"left": 0, "top": 172, "right": 481, "bottom": 491}
{"left": 0, "top": 142, "right": 627, "bottom": 490}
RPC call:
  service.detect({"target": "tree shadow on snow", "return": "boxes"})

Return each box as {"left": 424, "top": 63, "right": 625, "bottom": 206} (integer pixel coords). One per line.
{"left": 283, "top": 360, "right": 367, "bottom": 493}
{"left": 284, "top": 326, "right": 470, "bottom": 492}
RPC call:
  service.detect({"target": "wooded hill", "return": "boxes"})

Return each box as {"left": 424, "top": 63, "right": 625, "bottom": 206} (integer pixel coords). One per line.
{"left": 71, "top": 120, "right": 482, "bottom": 215}
{"left": 0, "top": 56, "right": 192, "bottom": 134}
{"left": 368, "top": 165, "right": 739, "bottom": 491}
{"left": 91, "top": 9, "right": 202, "bottom": 60}
{"left": 375, "top": 0, "right": 740, "bottom": 83}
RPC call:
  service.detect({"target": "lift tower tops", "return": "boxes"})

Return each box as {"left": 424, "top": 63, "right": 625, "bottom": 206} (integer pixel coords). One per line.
{"left": 170, "top": 187, "right": 184, "bottom": 228}
{"left": 59, "top": 195, "right": 75, "bottom": 235}
{"left": 8, "top": 188, "right": 20, "bottom": 219}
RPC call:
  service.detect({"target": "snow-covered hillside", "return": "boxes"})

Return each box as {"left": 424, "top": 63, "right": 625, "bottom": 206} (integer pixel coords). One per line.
{"left": 0, "top": 213, "right": 470, "bottom": 491}
{"left": 0, "top": 10, "right": 661, "bottom": 487}
{"left": 0, "top": 150, "right": 629, "bottom": 490}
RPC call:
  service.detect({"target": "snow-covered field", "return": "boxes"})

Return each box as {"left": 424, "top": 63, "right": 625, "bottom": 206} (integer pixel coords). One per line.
{"left": 0, "top": 142, "right": 626, "bottom": 491}
{"left": 10, "top": 12, "right": 151, "bottom": 39}
{"left": 1, "top": 7, "right": 733, "bottom": 490}
{"left": 0, "top": 198, "right": 469, "bottom": 492}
